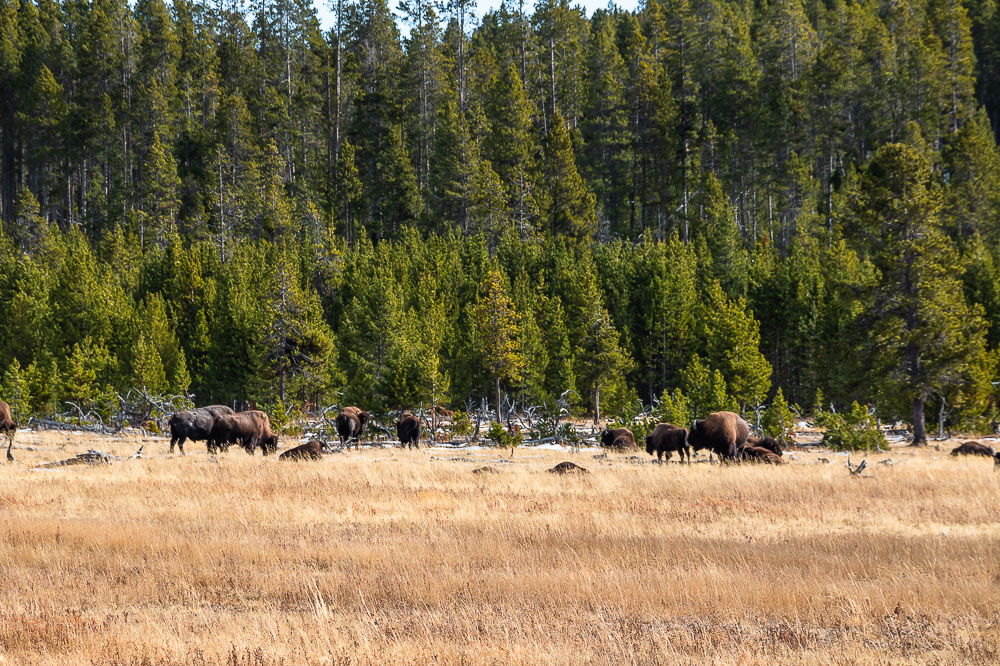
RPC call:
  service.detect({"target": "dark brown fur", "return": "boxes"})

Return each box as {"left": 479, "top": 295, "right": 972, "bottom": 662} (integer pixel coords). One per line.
{"left": 0, "top": 400, "right": 16, "bottom": 461}
{"left": 644, "top": 423, "right": 690, "bottom": 463}
{"left": 397, "top": 412, "right": 421, "bottom": 449}
{"left": 335, "top": 406, "right": 370, "bottom": 450}
{"left": 548, "top": 461, "right": 589, "bottom": 474}
{"left": 279, "top": 440, "right": 325, "bottom": 461}
{"left": 688, "top": 411, "right": 750, "bottom": 461}
{"left": 741, "top": 445, "right": 784, "bottom": 464}
{"left": 747, "top": 435, "right": 783, "bottom": 456}
{"left": 600, "top": 427, "right": 637, "bottom": 451}
{"left": 209, "top": 410, "right": 278, "bottom": 455}
{"left": 168, "top": 405, "right": 234, "bottom": 454}
{"left": 950, "top": 441, "right": 994, "bottom": 457}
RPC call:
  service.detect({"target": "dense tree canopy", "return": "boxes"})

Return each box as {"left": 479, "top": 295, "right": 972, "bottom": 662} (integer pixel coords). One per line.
{"left": 1, "top": 0, "right": 1000, "bottom": 437}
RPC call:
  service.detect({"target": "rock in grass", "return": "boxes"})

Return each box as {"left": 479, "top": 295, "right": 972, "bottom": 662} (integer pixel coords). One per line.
{"left": 472, "top": 466, "right": 500, "bottom": 475}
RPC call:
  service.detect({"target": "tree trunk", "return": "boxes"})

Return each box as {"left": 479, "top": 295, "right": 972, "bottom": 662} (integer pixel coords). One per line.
{"left": 911, "top": 396, "right": 926, "bottom": 445}
{"left": 594, "top": 381, "right": 600, "bottom": 425}
{"left": 495, "top": 376, "right": 502, "bottom": 422}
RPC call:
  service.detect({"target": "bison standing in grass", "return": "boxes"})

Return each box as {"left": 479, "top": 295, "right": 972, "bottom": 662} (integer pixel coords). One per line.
{"left": 0, "top": 401, "right": 16, "bottom": 462}
{"left": 688, "top": 411, "right": 750, "bottom": 462}
{"left": 644, "top": 423, "right": 690, "bottom": 463}
{"left": 168, "top": 405, "right": 234, "bottom": 454}
{"left": 600, "top": 427, "right": 637, "bottom": 452}
{"left": 209, "top": 410, "right": 278, "bottom": 455}
{"left": 950, "top": 441, "right": 994, "bottom": 457}
{"left": 397, "top": 412, "right": 421, "bottom": 449}
{"left": 336, "top": 406, "right": 370, "bottom": 450}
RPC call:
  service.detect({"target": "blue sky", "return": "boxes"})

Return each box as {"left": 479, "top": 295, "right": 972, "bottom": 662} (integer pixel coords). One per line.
{"left": 312, "top": 0, "right": 642, "bottom": 31}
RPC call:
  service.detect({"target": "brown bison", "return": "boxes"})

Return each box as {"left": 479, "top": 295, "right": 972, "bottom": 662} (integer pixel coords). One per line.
{"left": 600, "top": 427, "right": 637, "bottom": 452}
{"left": 208, "top": 410, "right": 278, "bottom": 455}
{"left": 397, "top": 412, "right": 421, "bottom": 449}
{"left": 279, "top": 440, "right": 325, "bottom": 461}
{"left": 548, "top": 461, "right": 589, "bottom": 474}
{"left": 688, "top": 411, "right": 750, "bottom": 461}
{"left": 950, "top": 441, "right": 994, "bottom": 457}
{"left": 168, "top": 405, "right": 234, "bottom": 454}
{"left": 335, "top": 406, "right": 370, "bottom": 450}
{"left": 747, "top": 435, "right": 783, "bottom": 456}
{"left": 741, "top": 445, "right": 784, "bottom": 464}
{"left": 0, "top": 400, "right": 16, "bottom": 462}
{"left": 644, "top": 423, "right": 690, "bottom": 463}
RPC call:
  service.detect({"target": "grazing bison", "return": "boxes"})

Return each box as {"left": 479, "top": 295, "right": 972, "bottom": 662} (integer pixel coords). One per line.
{"left": 548, "top": 461, "right": 589, "bottom": 474}
{"left": 644, "top": 423, "right": 690, "bottom": 463}
{"left": 279, "top": 440, "right": 325, "bottom": 461}
{"left": 335, "top": 406, "right": 370, "bottom": 450}
{"left": 747, "top": 436, "right": 783, "bottom": 456}
{"left": 397, "top": 412, "right": 421, "bottom": 449}
{"left": 0, "top": 400, "right": 16, "bottom": 462}
{"left": 950, "top": 441, "right": 994, "bottom": 457}
{"left": 168, "top": 405, "right": 234, "bottom": 454}
{"left": 741, "top": 445, "right": 784, "bottom": 464}
{"left": 688, "top": 411, "right": 750, "bottom": 461}
{"left": 600, "top": 427, "right": 637, "bottom": 452}
{"left": 209, "top": 410, "right": 278, "bottom": 455}
{"left": 994, "top": 452, "right": 1000, "bottom": 469}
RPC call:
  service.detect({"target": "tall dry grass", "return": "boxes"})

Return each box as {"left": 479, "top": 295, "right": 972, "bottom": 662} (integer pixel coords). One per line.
{"left": 0, "top": 431, "right": 998, "bottom": 664}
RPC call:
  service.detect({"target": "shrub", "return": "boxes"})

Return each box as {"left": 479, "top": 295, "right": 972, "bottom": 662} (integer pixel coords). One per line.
{"left": 818, "top": 402, "right": 887, "bottom": 451}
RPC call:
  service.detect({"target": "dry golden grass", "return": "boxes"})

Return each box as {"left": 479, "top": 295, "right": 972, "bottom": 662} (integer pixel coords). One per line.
{"left": 1, "top": 430, "right": 999, "bottom": 665}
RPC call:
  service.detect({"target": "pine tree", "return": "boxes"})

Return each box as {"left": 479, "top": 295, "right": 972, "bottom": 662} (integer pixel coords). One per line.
{"left": 849, "top": 142, "right": 991, "bottom": 444}
{"left": 472, "top": 268, "right": 523, "bottom": 420}
{"left": 545, "top": 111, "right": 596, "bottom": 239}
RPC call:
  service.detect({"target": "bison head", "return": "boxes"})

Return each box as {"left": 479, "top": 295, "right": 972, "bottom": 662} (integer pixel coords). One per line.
{"left": 600, "top": 429, "right": 615, "bottom": 448}
{"left": 644, "top": 436, "right": 654, "bottom": 455}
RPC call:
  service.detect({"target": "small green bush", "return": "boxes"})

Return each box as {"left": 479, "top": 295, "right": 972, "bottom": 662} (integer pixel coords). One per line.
{"left": 818, "top": 402, "right": 887, "bottom": 451}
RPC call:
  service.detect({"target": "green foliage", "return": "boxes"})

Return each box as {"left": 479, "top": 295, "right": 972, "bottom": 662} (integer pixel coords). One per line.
{"left": 486, "top": 420, "right": 522, "bottom": 456}
{"left": 654, "top": 387, "right": 693, "bottom": 429}
{"left": 762, "top": 388, "right": 796, "bottom": 443}
{"left": 818, "top": 402, "right": 888, "bottom": 452}
{"left": 0, "top": 0, "right": 996, "bottom": 440}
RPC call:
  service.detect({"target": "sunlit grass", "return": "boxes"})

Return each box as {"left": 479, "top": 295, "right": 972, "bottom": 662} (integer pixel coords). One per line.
{"left": 1, "top": 431, "right": 998, "bottom": 664}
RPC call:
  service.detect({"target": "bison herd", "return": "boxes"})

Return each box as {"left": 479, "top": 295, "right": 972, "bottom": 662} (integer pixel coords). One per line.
{"left": 3, "top": 397, "right": 1000, "bottom": 469}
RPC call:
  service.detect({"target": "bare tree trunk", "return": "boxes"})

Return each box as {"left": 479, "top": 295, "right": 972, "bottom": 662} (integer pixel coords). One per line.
{"left": 495, "top": 376, "right": 502, "bottom": 422}
{"left": 912, "top": 397, "right": 926, "bottom": 445}
{"left": 594, "top": 381, "right": 600, "bottom": 425}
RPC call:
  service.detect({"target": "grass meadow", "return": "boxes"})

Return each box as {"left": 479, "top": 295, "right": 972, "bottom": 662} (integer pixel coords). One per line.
{"left": 0, "top": 430, "right": 998, "bottom": 664}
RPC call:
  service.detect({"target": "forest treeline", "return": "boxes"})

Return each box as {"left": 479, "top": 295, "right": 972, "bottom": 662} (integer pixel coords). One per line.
{"left": 2, "top": 0, "right": 1000, "bottom": 440}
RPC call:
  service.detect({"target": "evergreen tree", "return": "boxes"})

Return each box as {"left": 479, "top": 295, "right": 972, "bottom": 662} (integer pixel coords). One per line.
{"left": 849, "top": 142, "right": 991, "bottom": 444}
{"left": 472, "top": 268, "right": 523, "bottom": 420}
{"left": 545, "top": 111, "right": 596, "bottom": 239}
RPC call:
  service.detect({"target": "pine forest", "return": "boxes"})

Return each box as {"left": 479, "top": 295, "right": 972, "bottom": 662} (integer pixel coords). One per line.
{"left": 3, "top": 0, "right": 1000, "bottom": 442}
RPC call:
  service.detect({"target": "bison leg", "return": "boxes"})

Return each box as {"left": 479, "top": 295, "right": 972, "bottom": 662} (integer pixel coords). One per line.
{"left": 683, "top": 445, "right": 691, "bottom": 464}
{"left": 172, "top": 436, "right": 186, "bottom": 455}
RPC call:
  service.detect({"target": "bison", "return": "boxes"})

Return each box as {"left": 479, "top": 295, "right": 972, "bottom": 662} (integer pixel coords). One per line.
{"left": 279, "top": 440, "right": 325, "bottom": 461}
{"left": 548, "top": 461, "right": 589, "bottom": 474}
{"left": 0, "top": 400, "right": 16, "bottom": 462}
{"left": 747, "top": 435, "right": 783, "bottom": 456}
{"left": 741, "top": 445, "right": 784, "bottom": 464}
{"left": 168, "top": 405, "right": 234, "bottom": 454}
{"left": 950, "top": 441, "right": 994, "bottom": 457}
{"left": 397, "top": 412, "right": 421, "bottom": 449}
{"left": 644, "top": 423, "right": 690, "bottom": 463}
{"left": 208, "top": 410, "right": 278, "bottom": 455}
{"left": 688, "top": 411, "right": 750, "bottom": 461}
{"left": 600, "top": 427, "right": 637, "bottom": 452}
{"left": 335, "top": 406, "right": 370, "bottom": 450}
